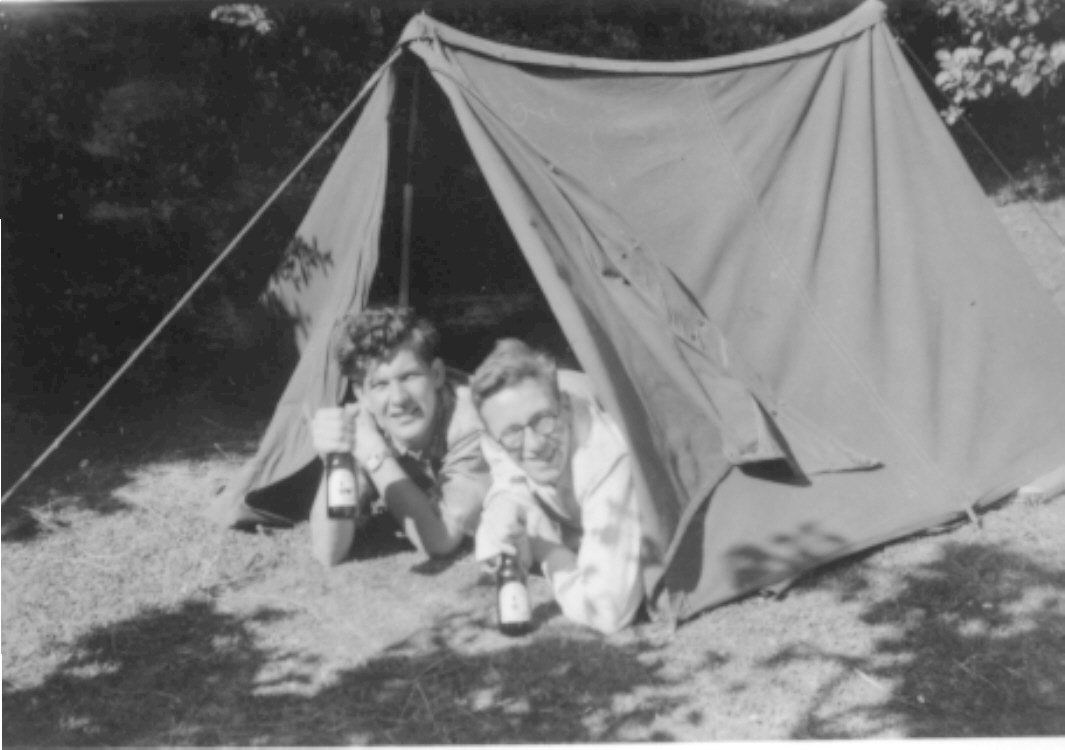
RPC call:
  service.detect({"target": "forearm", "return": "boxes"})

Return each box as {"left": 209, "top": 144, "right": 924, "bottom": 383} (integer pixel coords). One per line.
{"left": 531, "top": 454, "right": 643, "bottom": 634}
{"left": 308, "top": 476, "right": 357, "bottom": 567}
{"left": 535, "top": 538, "right": 642, "bottom": 635}
{"left": 370, "top": 457, "right": 464, "bottom": 557}
{"left": 475, "top": 488, "right": 538, "bottom": 570}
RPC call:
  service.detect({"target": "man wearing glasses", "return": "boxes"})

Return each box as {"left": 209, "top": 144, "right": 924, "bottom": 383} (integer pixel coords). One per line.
{"left": 470, "top": 339, "right": 644, "bottom": 634}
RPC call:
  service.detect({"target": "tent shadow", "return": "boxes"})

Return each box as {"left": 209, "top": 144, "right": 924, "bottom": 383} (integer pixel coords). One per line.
{"left": 724, "top": 522, "right": 850, "bottom": 595}
{"left": 752, "top": 539, "right": 1065, "bottom": 738}
{"left": 2, "top": 598, "right": 716, "bottom": 745}
{"left": 408, "top": 537, "right": 473, "bottom": 576}
{"left": 2, "top": 376, "right": 281, "bottom": 542}
{"left": 528, "top": 599, "right": 564, "bottom": 630}
{"left": 0, "top": 464, "right": 135, "bottom": 542}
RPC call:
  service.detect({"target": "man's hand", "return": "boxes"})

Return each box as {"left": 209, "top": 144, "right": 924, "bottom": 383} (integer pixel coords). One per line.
{"left": 476, "top": 492, "right": 529, "bottom": 563}
{"left": 352, "top": 403, "right": 391, "bottom": 467}
{"left": 310, "top": 405, "right": 358, "bottom": 456}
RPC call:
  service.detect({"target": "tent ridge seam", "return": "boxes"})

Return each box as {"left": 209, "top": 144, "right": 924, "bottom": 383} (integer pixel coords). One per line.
{"left": 404, "top": 1, "right": 887, "bottom": 77}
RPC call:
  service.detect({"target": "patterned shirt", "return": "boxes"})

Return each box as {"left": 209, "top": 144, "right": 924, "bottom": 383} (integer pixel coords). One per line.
{"left": 356, "top": 370, "right": 490, "bottom": 537}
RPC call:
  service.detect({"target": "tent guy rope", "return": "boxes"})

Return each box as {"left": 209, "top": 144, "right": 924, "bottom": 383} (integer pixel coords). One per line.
{"left": 897, "top": 35, "right": 1065, "bottom": 250}
{"left": 0, "top": 47, "right": 402, "bottom": 507}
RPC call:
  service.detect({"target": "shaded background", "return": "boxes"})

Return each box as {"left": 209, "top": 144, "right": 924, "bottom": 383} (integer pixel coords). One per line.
{"left": 2, "top": 0, "right": 1062, "bottom": 489}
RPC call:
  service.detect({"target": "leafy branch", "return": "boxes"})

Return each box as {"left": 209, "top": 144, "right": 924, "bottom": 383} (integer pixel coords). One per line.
{"left": 933, "top": 0, "right": 1065, "bottom": 125}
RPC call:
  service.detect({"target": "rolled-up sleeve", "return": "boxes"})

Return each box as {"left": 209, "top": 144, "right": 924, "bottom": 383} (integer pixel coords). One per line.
{"left": 540, "top": 451, "right": 643, "bottom": 634}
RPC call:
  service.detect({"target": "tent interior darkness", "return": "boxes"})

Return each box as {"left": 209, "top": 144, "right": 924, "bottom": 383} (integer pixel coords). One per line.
{"left": 370, "top": 57, "right": 576, "bottom": 373}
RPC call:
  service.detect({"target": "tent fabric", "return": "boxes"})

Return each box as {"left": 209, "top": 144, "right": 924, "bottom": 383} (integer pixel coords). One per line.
{"left": 212, "top": 0, "right": 1065, "bottom": 623}
{"left": 212, "top": 68, "right": 396, "bottom": 526}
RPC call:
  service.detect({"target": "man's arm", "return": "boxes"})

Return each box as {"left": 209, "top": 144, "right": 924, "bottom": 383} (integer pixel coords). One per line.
{"left": 534, "top": 453, "right": 644, "bottom": 634}
{"left": 307, "top": 405, "right": 360, "bottom": 567}
{"left": 475, "top": 483, "right": 540, "bottom": 570}
{"left": 308, "top": 468, "right": 359, "bottom": 566}
{"left": 475, "top": 436, "right": 544, "bottom": 567}
{"left": 310, "top": 451, "right": 469, "bottom": 562}
{"left": 358, "top": 408, "right": 486, "bottom": 558}
{"left": 367, "top": 458, "right": 466, "bottom": 556}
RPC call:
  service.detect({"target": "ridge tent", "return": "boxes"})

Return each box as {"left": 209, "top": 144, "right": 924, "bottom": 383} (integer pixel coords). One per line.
{"left": 210, "top": 0, "right": 1065, "bottom": 623}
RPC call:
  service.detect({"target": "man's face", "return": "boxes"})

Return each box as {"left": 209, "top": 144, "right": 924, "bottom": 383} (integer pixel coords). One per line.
{"left": 479, "top": 376, "right": 570, "bottom": 486}
{"left": 358, "top": 345, "right": 445, "bottom": 452}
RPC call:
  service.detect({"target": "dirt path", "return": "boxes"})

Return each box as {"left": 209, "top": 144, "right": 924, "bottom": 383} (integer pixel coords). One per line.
{"left": 3, "top": 200, "right": 1064, "bottom": 743}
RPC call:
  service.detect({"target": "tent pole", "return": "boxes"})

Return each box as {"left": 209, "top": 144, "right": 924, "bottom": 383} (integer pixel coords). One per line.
{"left": 399, "top": 64, "right": 421, "bottom": 307}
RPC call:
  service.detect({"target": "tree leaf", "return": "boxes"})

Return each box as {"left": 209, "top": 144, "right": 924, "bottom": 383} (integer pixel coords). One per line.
{"left": 1012, "top": 70, "right": 1039, "bottom": 96}
{"left": 984, "top": 47, "right": 1015, "bottom": 66}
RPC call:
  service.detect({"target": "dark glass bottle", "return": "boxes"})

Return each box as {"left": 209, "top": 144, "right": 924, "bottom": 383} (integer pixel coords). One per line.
{"left": 325, "top": 451, "right": 359, "bottom": 519}
{"left": 496, "top": 553, "right": 532, "bottom": 636}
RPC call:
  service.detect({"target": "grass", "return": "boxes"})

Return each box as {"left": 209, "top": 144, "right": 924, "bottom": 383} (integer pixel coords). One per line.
{"left": 3, "top": 197, "right": 1065, "bottom": 744}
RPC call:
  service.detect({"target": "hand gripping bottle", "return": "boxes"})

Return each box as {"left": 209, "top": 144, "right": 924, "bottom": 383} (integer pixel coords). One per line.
{"left": 325, "top": 450, "right": 360, "bottom": 519}
{"left": 496, "top": 553, "right": 532, "bottom": 636}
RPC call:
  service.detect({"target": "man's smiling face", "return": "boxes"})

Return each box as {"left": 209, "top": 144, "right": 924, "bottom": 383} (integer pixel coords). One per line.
{"left": 479, "top": 376, "right": 571, "bottom": 486}
{"left": 358, "top": 344, "right": 445, "bottom": 453}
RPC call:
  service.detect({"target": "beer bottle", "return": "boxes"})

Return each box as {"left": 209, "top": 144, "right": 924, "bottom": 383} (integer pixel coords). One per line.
{"left": 496, "top": 553, "right": 532, "bottom": 636}
{"left": 325, "top": 451, "right": 359, "bottom": 519}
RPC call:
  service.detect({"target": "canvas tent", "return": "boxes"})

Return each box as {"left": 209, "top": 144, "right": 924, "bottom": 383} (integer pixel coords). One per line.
{"left": 211, "top": 0, "right": 1065, "bottom": 623}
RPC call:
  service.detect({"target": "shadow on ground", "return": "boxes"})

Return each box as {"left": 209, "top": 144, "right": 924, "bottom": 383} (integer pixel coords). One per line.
{"left": 758, "top": 540, "right": 1065, "bottom": 738}
{"left": 1, "top": 599, "right": 707, "bottom": 745}
{"left": 723, "top": 522, "right": 850, "bottom": 594}
{"left": 1, "top": 384, "right": 269, "bottom": 542}
{"left": 1, "top": 289, "right": 571, "bottom": 545}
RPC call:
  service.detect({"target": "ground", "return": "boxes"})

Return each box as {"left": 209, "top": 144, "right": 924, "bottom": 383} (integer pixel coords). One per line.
{"left": 2, "top": 197, "right": 1065, "bottom": 744}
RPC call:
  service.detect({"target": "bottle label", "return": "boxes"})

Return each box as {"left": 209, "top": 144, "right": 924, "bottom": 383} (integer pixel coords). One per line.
{"left": 498, "top": 580, "right": 531, "bottom": 624}
{"left": 327, "top": 468, "right": 357, "bottom": 508}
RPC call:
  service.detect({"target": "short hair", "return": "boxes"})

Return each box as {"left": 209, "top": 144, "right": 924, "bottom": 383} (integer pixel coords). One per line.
{"left": 333, "top": 306, "right": 440, "bottom": 384}
{"left": 470, "top": 338, "right": 559, "bottom": 411}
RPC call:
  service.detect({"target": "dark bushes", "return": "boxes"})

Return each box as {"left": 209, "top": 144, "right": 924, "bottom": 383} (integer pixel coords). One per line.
{"left": 1, "top": 0, "right": 1059, "bottom": 404}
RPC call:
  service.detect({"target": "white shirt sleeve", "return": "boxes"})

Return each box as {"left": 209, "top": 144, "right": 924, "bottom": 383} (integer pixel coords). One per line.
{"left": 539, "top": 449, "right": 643, "bottom": 634}
{"left": 474, "top": 436, "right": 540, "bottom": 566}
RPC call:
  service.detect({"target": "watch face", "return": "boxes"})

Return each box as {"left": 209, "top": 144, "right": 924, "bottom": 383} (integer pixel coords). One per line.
{"left": 365, "top": 452, "right": 387, "bottom": 473}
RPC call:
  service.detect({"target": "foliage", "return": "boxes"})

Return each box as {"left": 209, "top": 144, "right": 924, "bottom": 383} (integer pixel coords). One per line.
{"left": 210, "top": 3, "right": 276, "bottom": 36}
{"left": 0, "top": 3, "right": 383, "bottom": 398}
{"left": 933, "top": 0, "right": 1065, "bottom": 125}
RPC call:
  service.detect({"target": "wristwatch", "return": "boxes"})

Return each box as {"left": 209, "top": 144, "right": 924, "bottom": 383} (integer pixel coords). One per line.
{"left": 362, "top": 449, "right": 390, "bottom": 474}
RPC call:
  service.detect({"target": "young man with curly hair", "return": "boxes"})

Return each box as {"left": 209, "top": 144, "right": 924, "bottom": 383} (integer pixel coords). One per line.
{"left": 308, "top": 306, "right": 490, "bottom": 565}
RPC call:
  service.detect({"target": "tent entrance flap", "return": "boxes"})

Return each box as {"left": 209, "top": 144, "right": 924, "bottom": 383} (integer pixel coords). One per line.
{"left": 217, "top": 0, "right": 1065, "bottom": 624}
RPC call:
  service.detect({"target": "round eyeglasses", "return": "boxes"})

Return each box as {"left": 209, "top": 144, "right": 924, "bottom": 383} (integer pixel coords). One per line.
{"left": 496, "top": 412, "right": 561, "bottom": 452}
